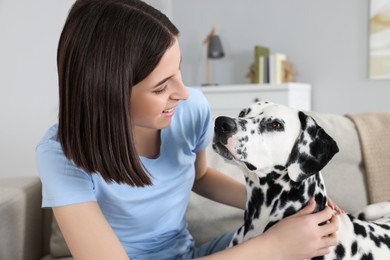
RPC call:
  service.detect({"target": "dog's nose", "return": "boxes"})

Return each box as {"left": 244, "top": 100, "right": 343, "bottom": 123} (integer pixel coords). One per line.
{"left": 215, "top": 116, "right": 237, "bottom": 134}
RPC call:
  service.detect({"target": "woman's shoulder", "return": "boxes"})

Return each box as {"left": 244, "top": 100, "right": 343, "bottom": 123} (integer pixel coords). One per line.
{"left": 36, "top": 124, "right": 61, "bottom": 151}
{"left": 36, "top": 124, "right": 96, "bottom": 207}
{"left": 35, "top": 123, "right": 88, "bottom": 182}
{"left": 35, "top": 124, "right": 76, "bottom": 176}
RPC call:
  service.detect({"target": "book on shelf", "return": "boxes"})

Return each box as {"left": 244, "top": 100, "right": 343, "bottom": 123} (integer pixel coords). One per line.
{"left": 269, "top": 53, "right": 287, "bottom": 84}
{"left": 254, "top": 45, "right": 270, "bottom": 84}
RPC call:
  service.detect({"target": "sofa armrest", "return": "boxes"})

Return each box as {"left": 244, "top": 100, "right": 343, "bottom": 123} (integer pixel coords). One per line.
{"left": 0, "top": 176, "right": 44, "bottom": 260}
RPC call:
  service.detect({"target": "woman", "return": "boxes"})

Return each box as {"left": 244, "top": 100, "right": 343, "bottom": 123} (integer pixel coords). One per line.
{"left": 36, "top": 0, "right": 339, "bottom": 259}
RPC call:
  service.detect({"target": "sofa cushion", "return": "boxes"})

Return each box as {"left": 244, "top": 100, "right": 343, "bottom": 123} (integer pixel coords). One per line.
{"left": 0, "top": 189, "right": 24, "bottom": 260}
{"left": 0, "top": 177, "right": 44, "bottom": 260}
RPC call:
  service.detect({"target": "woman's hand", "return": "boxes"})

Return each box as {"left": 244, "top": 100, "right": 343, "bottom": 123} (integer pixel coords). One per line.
{"left": 261, "top": 198, "right": 339, "bottom": 259}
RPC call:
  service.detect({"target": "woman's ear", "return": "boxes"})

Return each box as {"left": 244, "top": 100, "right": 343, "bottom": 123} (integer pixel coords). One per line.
{"left": 287, "top": 112, "right": 339, "bottom": 182}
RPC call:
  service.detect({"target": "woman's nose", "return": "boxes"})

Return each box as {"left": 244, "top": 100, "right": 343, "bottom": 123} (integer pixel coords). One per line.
{"left": 171, "top": 72, "right": 189, "bottom": 100}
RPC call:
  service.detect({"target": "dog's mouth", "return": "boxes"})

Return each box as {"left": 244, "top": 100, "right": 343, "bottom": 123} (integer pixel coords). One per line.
{"left": 212, "top": 142, "right": 258, "bottom": 171}
{"left": 212, "top": 142, "right": 234, "bottom": 160}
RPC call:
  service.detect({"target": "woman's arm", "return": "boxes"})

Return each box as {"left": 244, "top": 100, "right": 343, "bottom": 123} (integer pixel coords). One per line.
{"left": 193, "top": 149, "right": 246, "bottom": 209}
{"left": 53, "top": 201, "right": 129, "bottom": 260}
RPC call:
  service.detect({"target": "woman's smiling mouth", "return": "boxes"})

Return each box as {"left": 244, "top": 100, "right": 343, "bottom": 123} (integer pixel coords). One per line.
{"left": 162, "top": 106, "right": 176, "bottom": 117}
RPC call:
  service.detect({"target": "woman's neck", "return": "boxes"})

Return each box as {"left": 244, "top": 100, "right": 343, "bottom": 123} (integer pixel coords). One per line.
{"left": 133, "top": 127, "right": 161, "bottom": 159}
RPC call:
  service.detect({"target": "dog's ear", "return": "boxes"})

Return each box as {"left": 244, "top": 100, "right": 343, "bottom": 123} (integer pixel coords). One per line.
{"left": 287, "top": 112, "right": 339, "bottom": 182}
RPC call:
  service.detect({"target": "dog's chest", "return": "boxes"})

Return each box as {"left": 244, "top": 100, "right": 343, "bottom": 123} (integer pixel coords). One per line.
{"left": 243, "top": 172, "right": 325, "bottom": 235}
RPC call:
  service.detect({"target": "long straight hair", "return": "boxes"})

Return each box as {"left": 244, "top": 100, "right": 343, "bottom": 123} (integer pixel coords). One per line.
{"left": 57, "top": 0, "right": 179, "bottom": 186}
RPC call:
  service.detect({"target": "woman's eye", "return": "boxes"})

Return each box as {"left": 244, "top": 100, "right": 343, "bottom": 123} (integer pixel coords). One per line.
{"left": 153, "top": 85, "right": 168, "bottom": 94}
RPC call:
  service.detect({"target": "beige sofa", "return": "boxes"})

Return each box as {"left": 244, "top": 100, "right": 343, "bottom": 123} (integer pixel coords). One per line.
{"left": 1, "top": 111, "right": 387, "bottom": 260}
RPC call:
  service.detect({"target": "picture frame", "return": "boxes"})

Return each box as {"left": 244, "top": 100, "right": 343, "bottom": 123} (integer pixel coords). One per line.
{"left": 369, "top": 0, "right": 390, "bottom": 79}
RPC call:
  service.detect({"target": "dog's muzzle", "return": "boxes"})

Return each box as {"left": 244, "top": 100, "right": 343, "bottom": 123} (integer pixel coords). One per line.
{"left": 212, "top": 116, "right": 238, "bottom": 160}
{"left": 215, "top": 116, "right": 238, "bottom": 136}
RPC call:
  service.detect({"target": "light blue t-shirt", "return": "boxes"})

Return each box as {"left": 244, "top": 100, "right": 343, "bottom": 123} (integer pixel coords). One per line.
{"left": 36, "top": 87, "right": 213, "bottom": 260}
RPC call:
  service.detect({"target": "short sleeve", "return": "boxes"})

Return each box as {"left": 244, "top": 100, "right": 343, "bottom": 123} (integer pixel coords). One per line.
{"left": 36, "top": 131, "right": 96, "bottom": 208}
{"left": 186, "top": 88, "right": 214, "bottom": 153}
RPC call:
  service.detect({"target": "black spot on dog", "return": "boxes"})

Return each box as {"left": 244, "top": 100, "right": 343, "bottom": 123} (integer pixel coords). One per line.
{"left": 374, "top": 222, "right": 390, "bottom": 230}
{"left": 237, "top": 226, "right": 243, "bottom": 235}
{"left": 308, "top": 181, "right": 316, "bottom": 197}
{"left": 282, "top": 174, "right": 290, "bottom": 182}
{"left": 259, "top": 176, "right": 266, "bottom": 186}
{"left": 274, "top": 165, "right": 285, "bottom": 171}
{"left": 335, "top": 243, "right": 346, "bottom": 259}
{"left": 314, "top": 193, "right": 326, "bottom": 212}
{"left": 270, "top": 200, "right": 279, "bottom": 215}
{"left": 244, "top": 162, "right": 257, "bottom": 171}
{"left": 385, "top": 234, "right": 390, "bottom": 249}
{"left": 266, "top": 184, "right": 282, "bottom": 206}
{"left": 264, "top": 220, "right": 277, "bottom": 232}
{"left": 258, "top": 118, "right": 269, "bottom": 134}
{"left": 285, "top": 184, "right": 305, "bottom": 202}
{"left": 361, "top": 252, "right": 373, "bottom": 260}
{"left": 238, "top": 109, "right": 249, "bottom": 118}
{"left": 244, "top": 187, "right": 263, "bottom": 235}
{"left": 238, "top": 120, "right": 247, "bottom": 131}
{"left": 351, "top": 241, "right": 358, "bottom": 255}
{"left": 282, "top": 206, "right": 296, "bottom": 218}
{"left": 370, "top": 232, "right": 390, "bottom": 249}
{"left": 347, "top": 214, "right": 355, "bottom": 222}
{"left": 370, "top": 232, "right": 381, "bottom": 247}
{"left": 278, "top": 191, "right": 289, "bottom": 209}
{"left": 264, "top": 171, "right": 281, "bottom": 184}
{"left": 298, "top": 111, "right": 307, "bottom": 129}
{"left": 354, "top": 222, "right": 368, "bottom": 238}
{"left": 312, "top": 256, "right": 324, "bottom": 260}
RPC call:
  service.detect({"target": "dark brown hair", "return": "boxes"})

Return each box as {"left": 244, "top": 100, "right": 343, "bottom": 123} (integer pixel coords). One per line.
{"left": 57, "top": 0, "right": 179, "bottom": 186}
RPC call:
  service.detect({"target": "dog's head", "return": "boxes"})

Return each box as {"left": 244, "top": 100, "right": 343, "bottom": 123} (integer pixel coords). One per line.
{"left": 213, "top": 101, "right": 339, "bottom": 182}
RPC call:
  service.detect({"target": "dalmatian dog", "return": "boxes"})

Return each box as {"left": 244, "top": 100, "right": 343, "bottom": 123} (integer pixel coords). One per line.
{"left": 213, "top": 101, "right": 390, "bottom": 259}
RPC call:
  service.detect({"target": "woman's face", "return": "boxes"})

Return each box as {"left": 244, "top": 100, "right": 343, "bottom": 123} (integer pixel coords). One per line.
{"left": 130, "top": 38, "right": 189, "bottom": 130}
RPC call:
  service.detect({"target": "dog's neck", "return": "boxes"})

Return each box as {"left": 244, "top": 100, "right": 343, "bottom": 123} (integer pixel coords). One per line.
{"left": 243, "top": 168, "right": 328, "bottom": 232}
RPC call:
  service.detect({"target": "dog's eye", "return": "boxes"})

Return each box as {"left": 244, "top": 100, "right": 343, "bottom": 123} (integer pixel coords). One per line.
{"left": 271, "top": 121, "right": 283, "bottom": 130}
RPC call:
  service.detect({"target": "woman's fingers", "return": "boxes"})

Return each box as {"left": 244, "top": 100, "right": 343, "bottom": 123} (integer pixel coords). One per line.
{"left": 321, "top": 227, "right": 338, "bottom": 245}
{"left": 318, "top": 213, "right": 339, "bottom": 236}
{"left": 327, "top": 197, "right": 344, "bottom": 215}
{"left": 293, "top": 198, "right": 316, "bottom": 217}
{"left": 313, "top": 206, "right": 333, "bottom": 223}
{"left": 313, "top": 233, "right": 338, "bottom": 258}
